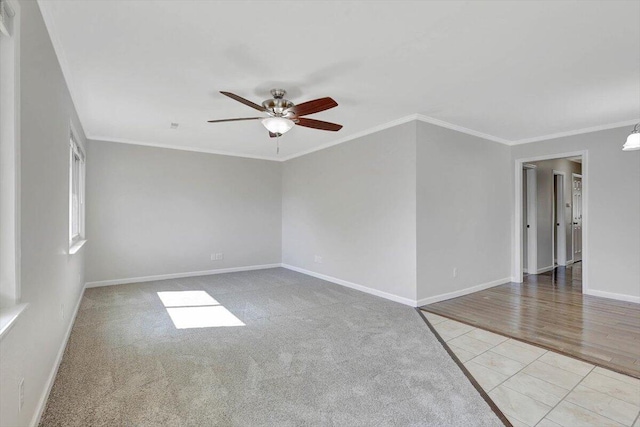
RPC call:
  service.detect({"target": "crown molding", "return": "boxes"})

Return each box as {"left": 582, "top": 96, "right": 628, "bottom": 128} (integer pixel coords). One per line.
{"left": 279, "top": 114, "right": 419, "bottom": 161}
{"left": 414, "top": 114, "right": 512, "bottom": 145}
{"left": 508, "top": 119, "right": 638, "bottom": 145}
{"left": 87, "top": 136, "right": 281, "bottom": 162}
{"left": 90, "top": 116, "right": 637, "bottom": 163}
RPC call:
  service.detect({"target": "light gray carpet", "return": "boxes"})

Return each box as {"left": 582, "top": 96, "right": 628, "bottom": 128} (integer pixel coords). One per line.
{"left": 40, "top": 268, "right": 501, "bottom": 426}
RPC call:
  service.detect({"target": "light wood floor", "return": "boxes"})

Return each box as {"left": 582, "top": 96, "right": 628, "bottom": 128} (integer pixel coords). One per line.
{"left": 421, "top": 263, "right": 640, "bottom": 379}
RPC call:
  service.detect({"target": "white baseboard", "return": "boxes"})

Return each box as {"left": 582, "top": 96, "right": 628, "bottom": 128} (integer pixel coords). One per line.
{"left": 31, "top": 285, "right": 85, "bottom": 427}
{"left": 536, "top": 265, "right": 554, "bottom": 274}
{"left": 85, "top": 263, "right": 282, "bottom": 288}
{"left": 416, "top": 277, "right": 512, "bottom": 307}
{"left": 281, "top": 264, "right": 417, "bottom": 307}
{"left": 584, "top": 289, "right": 640, "bottom": 304}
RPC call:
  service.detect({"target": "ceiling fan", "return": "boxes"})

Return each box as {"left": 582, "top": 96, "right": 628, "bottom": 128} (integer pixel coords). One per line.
{"left": 207, "top": 89, "right": 342, "bottom": 138}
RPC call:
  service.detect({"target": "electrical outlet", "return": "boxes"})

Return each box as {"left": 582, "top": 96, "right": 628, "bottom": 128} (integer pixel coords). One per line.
{"left": 453, "top": 267, "right": 457, "bottom": 278}
{"left": 19, "top": 378, "right": 24, "bottom": 412}
{"left": 314, "top": 255, "right": 323, "bottom": 264}
{"left": 211, "top": 253, "right": 224, "bottom": 261}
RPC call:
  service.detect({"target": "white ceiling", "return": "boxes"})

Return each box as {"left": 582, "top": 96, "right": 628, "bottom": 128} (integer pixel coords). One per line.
{"left": 39, "top": 1, "right": 640, "bottom": 161}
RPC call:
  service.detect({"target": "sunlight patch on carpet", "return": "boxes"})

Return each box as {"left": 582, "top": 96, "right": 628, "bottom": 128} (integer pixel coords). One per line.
{"left": 157, "top": 291, "right": 244, "bottom": 329}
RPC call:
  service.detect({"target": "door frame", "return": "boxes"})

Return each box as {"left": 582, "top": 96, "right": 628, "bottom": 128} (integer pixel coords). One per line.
{"left": 552, "top": 170, "right": 567, "bottom": 267}
{"left": 514, "top": 150, "right": 588, "bottom": 293}
{"left": 571, "top": 173, "right": 583, "bottom": 264}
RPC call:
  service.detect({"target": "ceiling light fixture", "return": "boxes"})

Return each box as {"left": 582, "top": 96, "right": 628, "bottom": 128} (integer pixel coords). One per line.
{"left": 623, "top": 123, "right": 640, "bottom": 151}
{"left": 261, "top": 117, "right": 294, "bottom": 135}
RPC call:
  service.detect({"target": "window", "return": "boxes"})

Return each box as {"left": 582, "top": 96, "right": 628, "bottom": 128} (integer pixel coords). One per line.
{"left": 0, "top": 0, "right": 25, "bottom": 333}
{"left": 69, "top": 130, "right": 86, "bottom": 252}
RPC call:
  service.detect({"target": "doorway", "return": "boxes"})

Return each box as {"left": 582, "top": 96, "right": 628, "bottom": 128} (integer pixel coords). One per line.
{"left": 514, "top": 151, "right": 587, "bottom": 291}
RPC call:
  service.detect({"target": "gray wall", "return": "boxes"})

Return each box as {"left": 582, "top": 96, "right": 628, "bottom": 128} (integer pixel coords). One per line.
{"left": 511, "top": 127, "right": 640, "bottom": 299}
{"left": 0, "top": 1, "right": 87, "bottom": 425}
{"left": 282, "top": 123, "right": 417, "bottom": 302}
{"left": 85, "top": 141, "right": 282, "bottom": 283}
{"left": 528, "top": 158, "right": 581, "bottom": 270}
{"left": 416, "top": 121, "right": 512, "bottom": 302}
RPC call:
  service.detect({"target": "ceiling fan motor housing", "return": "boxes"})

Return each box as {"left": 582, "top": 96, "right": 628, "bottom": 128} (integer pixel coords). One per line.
{"left": 263, "top": 89, "right": 296, "bottom": 118}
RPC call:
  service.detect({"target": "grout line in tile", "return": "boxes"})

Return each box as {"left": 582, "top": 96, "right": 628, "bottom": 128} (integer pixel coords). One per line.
{"left": 567, "top": 380, "right": 640, "bottom": 427}
{"left": 468, "top": 335, "right": 601, "bottom": 425}
{"left": 434, "top": 318, "right": 639, "bottom": 426}
{"left": 536, "top": 364, "right": 601, "bottom": 426}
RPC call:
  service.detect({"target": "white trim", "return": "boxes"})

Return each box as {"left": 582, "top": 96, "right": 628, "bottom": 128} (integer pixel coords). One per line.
{"left": 84, "top": 118, "right": 634, "bottom": 164}
{"left": 535, "top": 265, "right": 555, "bottom": 274}
{"left": 510, "top": 119, "right": 639, "bottom": 145}
{"left": 415, "top": 114, "right": 511, "bottom": 145}
{"left": 281, "top": 264, "right": 417, "bottom": 307}
{"left": 513, "top": 150, "right": 588, "bottom": 293}
{"left": 85, "top": 263, "right": 282, "bottom": 288}
{"left": 279, "top": 114, "right": 419, "bottom": 161}
{"left": 416, "top": 277, "right": 512, "bottom": 306}
{"left": 0, "top": 0, "right": 20, "bottom": 305}
{"left": 584, "top": 289, "right": 640, "bottom": 304}
{"left": 68, "top": 239, "right": 86, "bottom": 255}
{"left": 30, "top": 286, "right": 84, "bottom": 427}
{"left": 281, "top": 113, "right": 511, "bottom": 162}
{"left": 0, "top": 302, "right": 27, "bottom": 340}
{"left": 88, "top": 136, "right": 282, "bottom": 162}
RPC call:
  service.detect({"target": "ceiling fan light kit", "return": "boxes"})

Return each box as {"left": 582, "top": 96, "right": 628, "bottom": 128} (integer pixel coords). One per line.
{"left": 622, "top": 123, "right": 640, "bottom": 151}
{"left": 262, "top": 117, "right": 295, "bottom": 135}
{"left": 208, "top": 89, "right": 343, "bottom": 152}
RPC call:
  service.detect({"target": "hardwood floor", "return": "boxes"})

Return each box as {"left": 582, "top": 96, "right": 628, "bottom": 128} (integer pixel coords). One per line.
{"left": 421, "top": 263, "right": 640, "bottom": 379}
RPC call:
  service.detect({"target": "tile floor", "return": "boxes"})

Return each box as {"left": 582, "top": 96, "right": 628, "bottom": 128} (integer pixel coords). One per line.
{"left": 424, "top": 311, "right": 640, "bottom": 427}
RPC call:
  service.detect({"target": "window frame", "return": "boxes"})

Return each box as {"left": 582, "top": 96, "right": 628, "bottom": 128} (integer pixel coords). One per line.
{"left": 68, "top": 126, "right": 86, "bottom": 253}
{"left": 0, "top": 0, "right": 26, "bottom": 335}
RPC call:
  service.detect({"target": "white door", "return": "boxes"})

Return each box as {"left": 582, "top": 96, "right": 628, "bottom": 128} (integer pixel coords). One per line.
{"left": 572, "top": 175, "right": 582, "bottom": 262}
{"left": 525, "top": 167, "right": 537, "bottom": 274}
{"left": 523, "top": 169, "right": 528, "bottom": 271}
{"left": 554, "top": 173, "right": 566, "bottom": 266}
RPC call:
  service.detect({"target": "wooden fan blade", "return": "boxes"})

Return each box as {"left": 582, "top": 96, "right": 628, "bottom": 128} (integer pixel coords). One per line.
{"left": 296, "top": 118, "right": 343, "bottom": 131}
{"left": 207, "top": 117, "right": 263, "bottom": 123}
{"left": 220, "top": 91, "right": 266, "bottom": 112}
{"left": 291, "top": 97, "right": 338, "bottom": 116}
